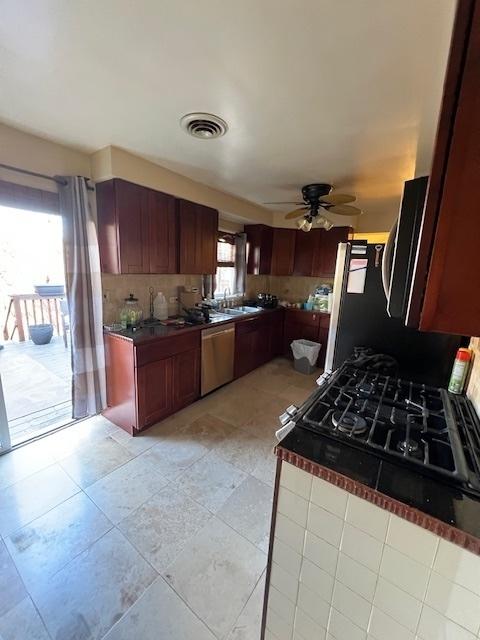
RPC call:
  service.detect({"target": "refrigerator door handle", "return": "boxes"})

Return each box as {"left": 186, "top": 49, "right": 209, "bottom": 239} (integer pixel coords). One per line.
{"left": 382, "top": 219, "right": 397, "bottom": 313}
{"left": 324, "top": 242, "right": 349, "bottom": 373}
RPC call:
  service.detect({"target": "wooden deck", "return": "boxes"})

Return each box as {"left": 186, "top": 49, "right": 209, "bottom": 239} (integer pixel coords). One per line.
{"left": 0, "top": 336, "right": 72, "bottom": 445}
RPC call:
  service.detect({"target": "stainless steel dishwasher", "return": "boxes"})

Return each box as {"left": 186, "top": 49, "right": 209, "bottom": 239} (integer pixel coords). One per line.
{"left": 201, "top": 324, "right": 235, "bottom": 396}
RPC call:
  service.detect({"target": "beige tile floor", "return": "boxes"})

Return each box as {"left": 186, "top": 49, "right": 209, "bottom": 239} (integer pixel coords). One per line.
{"left": 0, "top": 358, "right": 319, "bottom": 640}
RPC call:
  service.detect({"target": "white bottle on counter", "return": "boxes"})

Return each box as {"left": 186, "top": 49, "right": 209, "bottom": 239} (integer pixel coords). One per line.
{"left": 153, "top": 292, "right": 168, "bottom": 320}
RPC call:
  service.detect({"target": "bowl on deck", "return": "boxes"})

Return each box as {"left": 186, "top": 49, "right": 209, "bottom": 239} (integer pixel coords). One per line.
{"left": 28, "top": 324, "right": 54, "bottom": 345}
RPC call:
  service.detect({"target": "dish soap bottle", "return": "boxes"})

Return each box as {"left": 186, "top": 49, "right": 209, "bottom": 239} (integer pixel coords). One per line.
{"left": 153, "top": 292, "right": 168, "bottom": 320}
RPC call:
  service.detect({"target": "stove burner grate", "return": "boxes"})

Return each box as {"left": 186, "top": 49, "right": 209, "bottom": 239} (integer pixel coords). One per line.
{"left": 300, "top": 363, "right": 471, "bottom": 483}
{"left": 332, "top": 411, "right": 368, "bottom": 436}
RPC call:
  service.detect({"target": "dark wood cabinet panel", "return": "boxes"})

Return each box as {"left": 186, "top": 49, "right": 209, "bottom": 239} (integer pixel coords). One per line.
{"left": 178, "top": 199, "right": 218, "bottom": 274}
{"left": 96, "top": 179, "right": 177, "bottom": 275}
{"left": 147, "top": 189, "right": 177, "bottom": 274}
{"left": 271, "top": 228, "right": 296, "bottom": 276}
{"left": 104, "top": 331, "right": 200, "bottom": 433}
{"left": 269, "top": 310, "right": 285, "bottom": 358}
{"left": 96, "top": 180, "right": 121, "bottom": 274}
{"left": 137, "top": 357, "right": 173, "bottom": 427}
{"left": 314, "top": 227, "right": 350, "bottom": 278}
{"left": 178, "top": 199, "right": 198, "bottom": 274}
{"left": 116, "top": 179, "right": 149, "bottom": 274}
{"left": 173, "top": 348, "right": 200, "bottom": 410}
{"left": 245, "top": 224, "right": 273, "bottom": 275}
{"left": 293, "top": 229, "right": 321, "bottom": 276}
{"left": 415, "top": 0, "right": 480, "bottom": 335}
{"left": 103, "top": 334, "right": 137, "bottom": 434}
{"left": 234, "top": 330, "right": 258, "bottom": 378}
{"left": 407, "top": 1, "right": 475, "bottom": 330}
{"left": 199, "top": 204, "right": 219, "bottom": 275}
{"left": 234, "top": 312, "right": 282, "bottom": 377}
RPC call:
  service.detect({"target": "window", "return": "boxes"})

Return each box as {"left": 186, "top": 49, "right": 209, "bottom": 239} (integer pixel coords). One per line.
{"left": 214, "top": 234, "right": 236, "bottom": 297}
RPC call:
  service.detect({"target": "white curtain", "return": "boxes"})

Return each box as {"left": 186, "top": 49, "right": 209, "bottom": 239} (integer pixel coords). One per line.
{"left": 58, "top": 176, "right": 106, "bottom": 418}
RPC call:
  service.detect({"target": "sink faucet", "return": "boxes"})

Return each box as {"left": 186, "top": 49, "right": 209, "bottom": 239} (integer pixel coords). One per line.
{"left": 223, "top": 287, "right": 231, "bottom": 308}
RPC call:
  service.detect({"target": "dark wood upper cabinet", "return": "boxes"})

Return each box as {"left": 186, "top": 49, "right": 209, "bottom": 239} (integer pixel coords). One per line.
{"left": 178, "top": 199, "right": 218, "bottom": 274}
{"left": 245, "top": 224, "right": 273, "bottom": 274}
{"left": 293, "top": 229, "right": 321, "bottom": 276}
{"left": 96, "top": 179, "right": 177, "bottom": 274}
{"left": 293, "top": 227, "right": 350, "bottom": 277}
{"left": 314, "top": 226, "right": 350, "bottom": 278}
{"left": 147, "top": 189, "right": 177, "bottom": 274}
{"left": 271, "top": 228, "right": 296, "bottom": 276}
{"left": 407, "top": 0, "right": 480, "bottom": 336}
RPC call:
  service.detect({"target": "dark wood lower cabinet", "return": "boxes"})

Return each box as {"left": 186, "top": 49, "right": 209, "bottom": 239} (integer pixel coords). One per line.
{"left": 104, "top": 309, "right": 314, "bottom": 435}
{"left": 104, "top": 332, "right": 200, "bottom": 434}
{"left": 137, "top": 357, "right": 173, "bottom": 426}
{"left": 173, "top": 348, "right": 200, "bottom": 409}
{"left": 234, "top": 309, "right": 285, "bottom": 378}
{"left": 283, "top": 309, "right": 330, "bottom": 367}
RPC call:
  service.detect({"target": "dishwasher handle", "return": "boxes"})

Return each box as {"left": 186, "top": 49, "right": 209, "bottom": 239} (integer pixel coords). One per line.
{"left": 201, "top": 325, "right": 235, "bottom": 339}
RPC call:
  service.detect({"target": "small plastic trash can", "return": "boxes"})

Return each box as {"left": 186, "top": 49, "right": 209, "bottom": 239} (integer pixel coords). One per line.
{"left": 291, "top": 339, "right": 321, "bottom": 374}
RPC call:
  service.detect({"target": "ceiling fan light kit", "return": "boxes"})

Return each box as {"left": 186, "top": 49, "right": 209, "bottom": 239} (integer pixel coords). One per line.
{"left": 297, "top": 218, "right": 312, "bottom": 232}
{"left": 265, "top": 183, "right": 362, "bottom": 232}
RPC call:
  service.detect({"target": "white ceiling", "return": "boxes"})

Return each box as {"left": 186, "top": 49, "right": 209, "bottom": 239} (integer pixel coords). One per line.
{"left": 0, "top": 0, "right": 456, "bottom": 230}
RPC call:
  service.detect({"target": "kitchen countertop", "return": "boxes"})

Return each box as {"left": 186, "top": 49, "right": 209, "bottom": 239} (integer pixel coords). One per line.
{"left": 105, "top": 306, "right": 283, "bottom": 345}
{"left": 277, "top": 421, "right": 480, "bottom": 555}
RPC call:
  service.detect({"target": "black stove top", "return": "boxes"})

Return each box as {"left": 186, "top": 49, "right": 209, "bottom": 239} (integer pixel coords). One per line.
{"left": 296, "top": 364, "right": 480, "bottom": 491}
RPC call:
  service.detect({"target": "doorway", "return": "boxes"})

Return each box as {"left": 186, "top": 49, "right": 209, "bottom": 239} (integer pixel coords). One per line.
{"left": 0, "top": 204, "right": 73, "bottom": 448}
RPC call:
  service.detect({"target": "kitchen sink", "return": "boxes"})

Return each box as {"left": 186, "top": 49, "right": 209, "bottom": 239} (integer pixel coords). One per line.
{"left": 234, "top": 306, "right": 261, "bottom": 313}
{"left": 221, "top": 308, "right": 246, "bottom": 316}
{"left": 221, "top": 306, "right": 261, "bottom": 316}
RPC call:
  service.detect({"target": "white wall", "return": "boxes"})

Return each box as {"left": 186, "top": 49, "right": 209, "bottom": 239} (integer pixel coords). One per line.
{"left": 0, "top": 124, "right": 91, "bottom": 191}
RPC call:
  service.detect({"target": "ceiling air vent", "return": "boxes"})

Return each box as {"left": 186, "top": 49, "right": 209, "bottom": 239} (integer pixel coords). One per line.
{"left": 180, "top": 112, "right": 228, "bottom": 139}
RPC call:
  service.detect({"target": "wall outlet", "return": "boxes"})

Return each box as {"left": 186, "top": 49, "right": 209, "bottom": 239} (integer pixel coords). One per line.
{"left": 169, "top": 296, "right": 178, "bottom": 304}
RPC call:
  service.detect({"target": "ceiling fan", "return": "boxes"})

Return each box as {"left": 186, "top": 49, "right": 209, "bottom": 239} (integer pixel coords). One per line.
{"left": 264, "top": 183, "right": 362, "bottom": 232}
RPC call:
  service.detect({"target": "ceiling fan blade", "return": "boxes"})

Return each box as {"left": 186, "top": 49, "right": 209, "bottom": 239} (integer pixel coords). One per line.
{"left": 263, "top": 201, "right": 304, "bottom": 205}
{"left": 285, "top": 207, "right": 308, "bottom": 219}
{"left": 327, "top": 204, "right": 363, "bottom": 216}
{"left": 319, "top": 193, "right": 356, "bottom": 205}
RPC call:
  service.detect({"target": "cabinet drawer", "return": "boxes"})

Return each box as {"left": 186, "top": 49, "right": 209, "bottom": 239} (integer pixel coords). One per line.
{"left": 135, "top": 331, "right": 200, "bottom": 367}
{"left": 285, "top": 309, "right": 321, "bottom": 328}
{"left": 235, "top": 314, "right": 269, "bottom": 336}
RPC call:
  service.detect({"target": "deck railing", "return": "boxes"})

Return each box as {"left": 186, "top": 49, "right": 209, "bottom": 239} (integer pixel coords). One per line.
{"left": 2, "top": 294, "right": 67, "bottom": 343}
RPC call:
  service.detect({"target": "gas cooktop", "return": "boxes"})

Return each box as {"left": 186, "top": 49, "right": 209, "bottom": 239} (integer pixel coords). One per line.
{"left": 295, "top": 364, "right": 480, "bottom": 490}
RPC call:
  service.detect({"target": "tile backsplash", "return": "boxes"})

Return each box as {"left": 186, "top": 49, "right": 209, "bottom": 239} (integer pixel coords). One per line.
{"left": 467, "top": 337, "right": 480, "bottom": 415}
{"left": 101, "top": 274, "right": 202, "bottom": 324}
{"left": 246, "top": 275, "right": 333, "bottom": 303}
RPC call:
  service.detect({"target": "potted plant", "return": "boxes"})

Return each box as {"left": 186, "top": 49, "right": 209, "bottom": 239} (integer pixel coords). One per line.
{"left": 29, "top": 324, "right": 54, "bottom": 345}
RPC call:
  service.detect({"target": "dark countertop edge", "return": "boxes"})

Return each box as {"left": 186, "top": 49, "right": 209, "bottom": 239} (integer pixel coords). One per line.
{"left": 104, "top": 306, "right": 285, "bottom": 345}
{"left": 285, "top": 308, "right": 331, "bottom": 315}
{"left": 275, "top": 444, "right": 480, "bottom": 556}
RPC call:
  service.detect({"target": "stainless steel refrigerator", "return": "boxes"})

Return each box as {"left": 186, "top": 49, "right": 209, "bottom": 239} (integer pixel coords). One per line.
{"left": 324, "top": 242, "right": 463, "bottom": 387}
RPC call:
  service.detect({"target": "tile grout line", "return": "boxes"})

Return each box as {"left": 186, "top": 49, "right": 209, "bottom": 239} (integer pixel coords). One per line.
{"left": 1, "top": 360, "right": 298, "bottom": 640}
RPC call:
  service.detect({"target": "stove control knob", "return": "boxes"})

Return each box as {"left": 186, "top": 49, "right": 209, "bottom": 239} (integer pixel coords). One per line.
{"left": 279, "top": 405, "right": 298, "bottom": 426}
{"left": 276, "top": 420, "right": 296, "bottom": 442}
